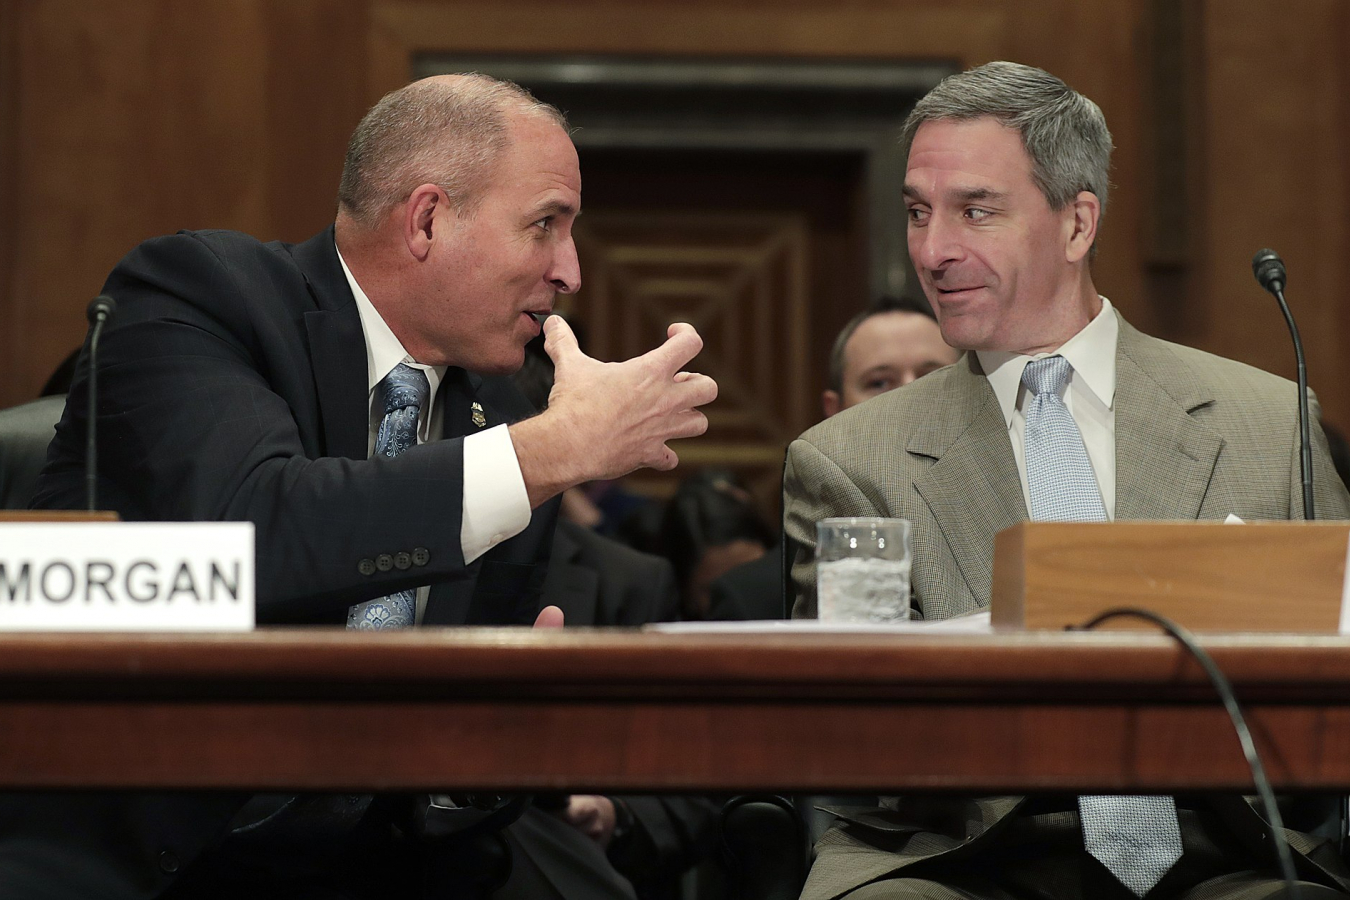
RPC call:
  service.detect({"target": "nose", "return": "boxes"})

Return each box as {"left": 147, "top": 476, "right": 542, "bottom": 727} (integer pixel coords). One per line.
{"left": 910, "top": 213, "right": 964, "bottom": 273}
{"left": 548, "top": 237, "right": 581, "bottom": 295}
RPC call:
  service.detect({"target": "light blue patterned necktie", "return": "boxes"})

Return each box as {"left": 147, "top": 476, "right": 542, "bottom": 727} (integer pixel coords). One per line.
{"left": 1022, "top": 356, "right": 1183, "bottom": 897}
{"left": 347, "top": 363, "right": 430, "bottom": 630}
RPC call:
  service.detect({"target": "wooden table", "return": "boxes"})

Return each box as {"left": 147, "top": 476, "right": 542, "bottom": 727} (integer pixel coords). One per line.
{"left": 2, "top": 628, "right": 1349, "bottom": 793}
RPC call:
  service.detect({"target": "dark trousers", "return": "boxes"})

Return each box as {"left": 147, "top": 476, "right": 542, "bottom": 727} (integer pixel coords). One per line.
{"left": 161, "top": 795, "right": 509, "bottom": 900}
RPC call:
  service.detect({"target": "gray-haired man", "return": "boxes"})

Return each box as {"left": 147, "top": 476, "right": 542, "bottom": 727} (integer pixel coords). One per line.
{"left": 785, "top": 61, "right": 1350, "bottom": 900}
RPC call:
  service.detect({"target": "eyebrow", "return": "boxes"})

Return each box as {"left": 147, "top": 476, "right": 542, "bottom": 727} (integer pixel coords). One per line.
{"left": 532, "top": 200, "right": 578, "bottom": 218}
{"left": 902, "top": 184, "right": 1008, "bottom": 205}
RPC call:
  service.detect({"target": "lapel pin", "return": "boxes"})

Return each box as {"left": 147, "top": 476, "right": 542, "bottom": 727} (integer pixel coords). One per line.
{"left": 471, "top": 402, "right": 486, "bottom": 429}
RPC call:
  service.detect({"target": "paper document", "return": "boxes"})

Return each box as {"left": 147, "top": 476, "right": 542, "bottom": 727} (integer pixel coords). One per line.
{"left": 646, "top": 610, "right": 992, "bottom": 634}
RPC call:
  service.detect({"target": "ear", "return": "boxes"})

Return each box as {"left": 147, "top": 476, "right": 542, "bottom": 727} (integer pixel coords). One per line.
{"left": 822, "top": 390, "right": 841, "bottom": 419}
{"left": 1064, "top": 190, "right": 1100, "bottom": 264}
{"left": 403, "top": 183, "right": 445, "bottom": 262}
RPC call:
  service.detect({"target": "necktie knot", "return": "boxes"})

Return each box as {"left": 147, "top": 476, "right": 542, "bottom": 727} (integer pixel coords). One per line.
{"left": 1022, "top": 355, "right": 1072, "bottom": 398}
{"left": 378, "top": 363, "right": 430, "bottom": 417}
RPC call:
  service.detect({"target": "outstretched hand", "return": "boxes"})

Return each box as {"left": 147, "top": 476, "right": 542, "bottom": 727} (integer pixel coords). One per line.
{"left": 511, "top": 317, "right": 718, "bottom": 507}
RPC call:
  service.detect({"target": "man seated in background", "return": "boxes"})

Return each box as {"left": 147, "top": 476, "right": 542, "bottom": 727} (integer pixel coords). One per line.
{"left": 20, "top": 73, "right": 716, "bottom": 900}
{"left": 821, "top": 295, "right": 959, "bottom": 418}
{"left": 707, "top": 296, "right": 958, "bottom": 621}
{"left": 785, "top": 61, "right": 1350, "bottom": 900}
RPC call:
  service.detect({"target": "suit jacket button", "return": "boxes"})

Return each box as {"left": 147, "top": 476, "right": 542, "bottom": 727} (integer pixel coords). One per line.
{"left": 358, "top": 558, "right": 376, "bottom": 576}
{"left": 394, "top": 552, "right": 412, "bottom": 570}
{"left": 412, "top": 547, "right": 430, "bottom": 566}
{"left": 158, "top": 850, "right": 179, "bottom": 873}
{"left": 376, "top": 554, "right": 394, "bottom": 572}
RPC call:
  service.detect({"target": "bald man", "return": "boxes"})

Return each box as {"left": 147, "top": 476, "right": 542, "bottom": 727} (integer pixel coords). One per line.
{"left": 25, "top": 74, "right": 716, "bottom": 899}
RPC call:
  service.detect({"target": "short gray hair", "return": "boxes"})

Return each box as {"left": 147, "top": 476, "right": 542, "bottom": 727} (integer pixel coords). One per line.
{"left": 900, "top": 61, "right": 1113, "bottom": 216}
{"left": 338, "top": 73, "right": 568, "bottom": 225}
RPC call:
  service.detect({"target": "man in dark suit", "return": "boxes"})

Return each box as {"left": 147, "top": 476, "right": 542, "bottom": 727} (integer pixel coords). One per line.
{"left": 20, "top": 73, "right": 716, "bottom": 900}
{"left": 785, "top": 62, "right": 1350, "bottom": 900}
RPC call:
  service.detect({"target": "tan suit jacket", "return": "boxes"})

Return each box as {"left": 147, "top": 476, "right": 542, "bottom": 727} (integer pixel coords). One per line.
{"left": 783, "top": 313, "right": 1350, "bottom": 900}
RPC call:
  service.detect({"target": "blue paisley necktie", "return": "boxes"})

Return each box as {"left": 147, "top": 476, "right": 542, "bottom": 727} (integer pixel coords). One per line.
{"left": 1022, "top": 356, "right": 1183, "bottom": 897}
{"left": 347, "top": 363, "right": 430, "bottom": 630}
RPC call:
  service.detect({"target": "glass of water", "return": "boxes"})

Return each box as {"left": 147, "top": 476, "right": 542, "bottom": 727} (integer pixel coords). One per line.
{"left": 815, "top": 517, "right": 912, "bottom": 623}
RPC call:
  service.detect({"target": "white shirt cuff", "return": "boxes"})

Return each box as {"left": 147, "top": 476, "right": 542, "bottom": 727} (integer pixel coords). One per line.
{"left": 460, "top": 424, "right": 531, "bottom": 564}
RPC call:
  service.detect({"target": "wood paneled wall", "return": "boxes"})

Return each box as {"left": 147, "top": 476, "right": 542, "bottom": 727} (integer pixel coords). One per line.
{"left": 4, "top": 0, "right": 1349, "bottom": 433}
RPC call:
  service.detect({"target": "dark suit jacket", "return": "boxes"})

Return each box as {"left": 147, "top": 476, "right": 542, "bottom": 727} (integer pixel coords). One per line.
{"left": 706, "top": 546, "right": 785, "bottom": 621}
{"left": 541, "top": 520, "right": 679, "bottom": 627}
{"left": 514, "top": 522, "right": 716, "bottom": 900}
{"left": 784, "top": 314, "right": 1350, "bottom": 900}
{"left": 17, "top": 227, "right": 559, "bottom": 899}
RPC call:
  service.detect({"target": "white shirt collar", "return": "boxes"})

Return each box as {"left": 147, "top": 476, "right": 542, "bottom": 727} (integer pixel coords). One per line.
{"left": 976, "top": 296, "right": 1119, "bottom": 428}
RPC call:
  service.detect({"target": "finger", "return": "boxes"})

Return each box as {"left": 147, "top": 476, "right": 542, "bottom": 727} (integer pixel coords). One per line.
{"left": 647, "top": 444, "right": 679, "bottom": 472}
{"left": 648, "top": 409, "right": 708, "bottom": 444}
{"left": 533, "top": 605, "right": 565, "bottom": 629}
{"left": 645, "top": 324, "right": 703, "bottom": 375}
{"left": 668, "top": 373, "right": 718, "bottom": 409}
{"left": 542, "top": 316, "right": 581, "bottom": 368}
{"left": 667, "top": 409, "right": 710, "bottom": 441}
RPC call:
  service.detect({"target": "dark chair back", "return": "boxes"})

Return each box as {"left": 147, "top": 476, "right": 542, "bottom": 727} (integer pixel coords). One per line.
{"left": 0, "top": 395, "right": 65, "bottom": 509}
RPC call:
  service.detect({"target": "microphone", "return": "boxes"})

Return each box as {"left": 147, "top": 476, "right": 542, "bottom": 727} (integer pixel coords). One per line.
{"left": 1252, "top": 249, "right": 1286, "bottom": 295}
{"left": 84, "top": 295, "right": 117, "bottom": 512}
{"left": 87, "top": 295, "right": 116, "bottom": 326}
{"left": 1251, "top": 250, "right": 1313, "bottom": 520}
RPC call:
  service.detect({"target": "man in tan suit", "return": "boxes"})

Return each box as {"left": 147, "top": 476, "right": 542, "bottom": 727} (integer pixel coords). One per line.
{"left": 784, "top": 61, "right": 1350, "bottom": 900}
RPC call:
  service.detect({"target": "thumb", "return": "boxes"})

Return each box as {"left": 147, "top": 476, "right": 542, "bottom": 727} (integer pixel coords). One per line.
{"left": 542, "top": 316, "right": 582, "bottom": 369}
{"left": 533, "top": 605, "right": 565, "bottom": 629}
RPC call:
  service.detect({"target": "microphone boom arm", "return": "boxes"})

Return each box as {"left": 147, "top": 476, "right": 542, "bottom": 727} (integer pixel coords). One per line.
{"left": 1275, "top": 286, "right": 1316, "bottom": 521}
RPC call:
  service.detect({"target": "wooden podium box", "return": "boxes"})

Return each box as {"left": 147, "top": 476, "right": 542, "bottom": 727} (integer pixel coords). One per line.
{"left": 991, "top": 521, "right": 1350, "bottom": 633}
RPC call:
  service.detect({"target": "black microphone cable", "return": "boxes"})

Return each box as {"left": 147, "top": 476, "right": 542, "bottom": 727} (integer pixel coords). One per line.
{"left": 1070, "top": 608, "right": 1300, "bottom": 899}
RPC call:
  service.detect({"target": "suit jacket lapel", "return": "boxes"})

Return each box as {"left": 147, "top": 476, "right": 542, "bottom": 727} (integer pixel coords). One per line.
{"left": 293, "top": 227, "right": 368, "bottom": 461}
{"left": 437, "top": 368, "right": 483, "bottom": 438}
{"left": 1114, "top": 318, "right": 1223, "bottom": 520}
{"left": 911, "top": 356, "right": 1026, "bottom": 605}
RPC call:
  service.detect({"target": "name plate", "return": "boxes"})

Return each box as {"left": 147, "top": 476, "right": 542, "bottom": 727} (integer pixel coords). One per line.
{"left": 0, "top": 522, "right": 255, "bottom": 631}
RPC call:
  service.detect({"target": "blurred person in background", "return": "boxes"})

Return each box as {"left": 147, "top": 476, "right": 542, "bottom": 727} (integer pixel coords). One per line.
{"left": 822, "top": 295, "right": 959, "bottom": 417}
{"left": 661, "top": 467, "right": 776, "bottom": 620}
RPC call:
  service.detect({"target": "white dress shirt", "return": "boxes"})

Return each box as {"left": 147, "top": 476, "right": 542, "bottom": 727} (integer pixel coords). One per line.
{"left": 337, "top": 249, "right": 532, "bottom": 620}
{"left": 975, "top": 297, "right": 1120, "bottom": 520}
